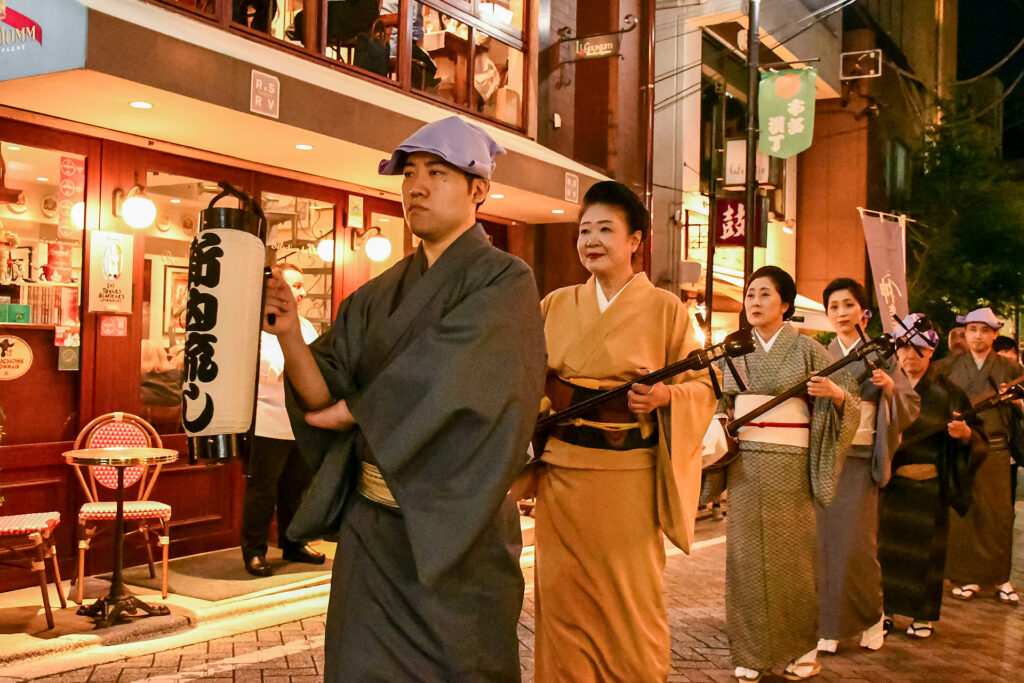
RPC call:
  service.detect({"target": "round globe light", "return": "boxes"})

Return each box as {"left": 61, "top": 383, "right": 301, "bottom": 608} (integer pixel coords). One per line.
{"left": 122, "top": 195, "right": 157, "bottom": 229}
{"left": 365, "top": 234, "right": 392, "bottom": 262}
{"left": 317, "top": 238, "right": 335, "bottom": 262}
{"left": 71, "top": 201, "right": 85, "bottom": 230}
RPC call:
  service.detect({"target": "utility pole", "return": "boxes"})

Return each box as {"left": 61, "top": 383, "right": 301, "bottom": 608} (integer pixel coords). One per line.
{"left": 743, "top": 0, "right": 760, "bottom": 283}
{"left": 704, "top": 83, "right": 726, "bottom": 342}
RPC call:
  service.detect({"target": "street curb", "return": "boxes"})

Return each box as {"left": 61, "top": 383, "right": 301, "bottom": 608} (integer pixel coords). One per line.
{"left": 0, "top": 580, "right": 332, "bottom": 677}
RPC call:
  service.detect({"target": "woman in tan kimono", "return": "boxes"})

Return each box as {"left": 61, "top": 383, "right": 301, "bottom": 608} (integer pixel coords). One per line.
{"left": 533, "top": 181, "right": 717, "bottom": 682}
{"left": 715, "top": 266, "right": 859, "bottom": 682}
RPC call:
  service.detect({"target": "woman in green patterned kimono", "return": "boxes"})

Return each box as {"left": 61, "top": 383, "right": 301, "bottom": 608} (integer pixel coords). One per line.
{"left": 717, "top": 266, "right": 860, "bottom": 682}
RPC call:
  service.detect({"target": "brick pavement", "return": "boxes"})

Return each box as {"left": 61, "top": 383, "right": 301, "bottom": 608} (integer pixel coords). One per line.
{"left": 23, "top": 505, "right": 1024, "bottom": 682}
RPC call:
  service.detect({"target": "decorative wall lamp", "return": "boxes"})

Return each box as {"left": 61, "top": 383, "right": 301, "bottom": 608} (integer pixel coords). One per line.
{"left": 113, "top": 176, "right": 157, "bottom": 229}
{"left": 351, "top": 226, "right": 392, "bottom": 263}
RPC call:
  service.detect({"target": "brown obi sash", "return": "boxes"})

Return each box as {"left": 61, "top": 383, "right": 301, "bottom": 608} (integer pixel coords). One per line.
{"left": 894, "top": 463, "right": 939, "bottom": 480}
{"left": 547, "top": 377, "right": 659, "bottom": 451}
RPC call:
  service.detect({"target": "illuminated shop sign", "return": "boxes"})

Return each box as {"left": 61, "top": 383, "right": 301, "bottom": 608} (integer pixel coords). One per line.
{"left": 0, "top": 0, "right": 87, "bottom": 81}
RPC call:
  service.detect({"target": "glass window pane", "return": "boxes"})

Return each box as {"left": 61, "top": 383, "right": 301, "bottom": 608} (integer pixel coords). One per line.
{"left": 262, "top": 192, "right": 335, "bottom": 335}
{"left": 140, "top": 172, "right": 228, "bottom": 435}
{"left": 368, "top": 212, "right": 405, "bottom": 279}
{"left": 477, "top": 0, "right": 522, "bottom": 35}
{"left": 164, "top": 0, "right": 216, "bottom": 16}
{"left": 414, "top": 2, "right": 471, "bottom": 105}
{"left": 474, "top": 33, "right": 523, "bottom": 126}
{"left": 0, "top": 142, "right": 85, "bottom": 445}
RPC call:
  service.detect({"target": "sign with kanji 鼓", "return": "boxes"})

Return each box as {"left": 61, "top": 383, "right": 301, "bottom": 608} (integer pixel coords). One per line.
{"left": 758, "top": 68, "right": 817, "bottom": 159}
{"left": 714, "top": 197, "right": 768, "bottom": 248}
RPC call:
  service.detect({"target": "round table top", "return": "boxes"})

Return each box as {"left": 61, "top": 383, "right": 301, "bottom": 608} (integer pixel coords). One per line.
{"left": 63, "top": 447, "right": 179, "bottom": 467}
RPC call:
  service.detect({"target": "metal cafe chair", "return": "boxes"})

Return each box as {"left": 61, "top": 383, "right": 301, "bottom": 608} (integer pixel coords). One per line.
{"left": 70, "top": 413, "right": 172, "bottom": 604}
{"left": 0, "top": 410, "right": 67, "bottom": 629}
{"left": 0, "top": 514, "right": 68, "bottom": 629}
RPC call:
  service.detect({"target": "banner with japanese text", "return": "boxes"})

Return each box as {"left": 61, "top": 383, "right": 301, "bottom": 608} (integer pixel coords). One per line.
{"left": 860, "top": 210, "right": 909, "bottom": 333}
{"left": 758, "top": 68, "right": 817, "bottom": 158}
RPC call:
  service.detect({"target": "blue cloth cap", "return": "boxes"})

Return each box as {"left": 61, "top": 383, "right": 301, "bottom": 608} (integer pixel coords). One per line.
{"left": 378, "top": 116, "right": 506, "bottom": 179}
{"left": 897, "top": 313, "right": 939, "bottom": 349}
{"left": 955, "top": 306, "right": 1003, "bottom": 330}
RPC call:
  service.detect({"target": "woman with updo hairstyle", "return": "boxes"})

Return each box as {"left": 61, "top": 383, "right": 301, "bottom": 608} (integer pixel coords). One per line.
{"left": 530, "top": 180, "right": 718, "bottom": 681}
{"left": 815, "top": 278, "right": 920, "bottom": 656}
{"left": 715, "top": 265, "right": 860, "bottom": 681}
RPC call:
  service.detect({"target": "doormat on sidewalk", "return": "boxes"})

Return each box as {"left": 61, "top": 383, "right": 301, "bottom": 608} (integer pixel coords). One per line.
{"left": 103, "top": 547, "right": 332, "bottom": 602}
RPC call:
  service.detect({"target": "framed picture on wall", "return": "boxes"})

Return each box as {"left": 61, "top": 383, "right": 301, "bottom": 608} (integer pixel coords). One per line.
{"left": 162, "top": 265, "right": 189, "bottom": 335}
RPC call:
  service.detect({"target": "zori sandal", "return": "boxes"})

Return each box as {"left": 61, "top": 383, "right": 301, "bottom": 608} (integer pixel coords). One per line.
{"left": 952, "top": 584, "right": 979, "bottom": 600}
{"left": 782, "top": 660, "right": 821, "bottom": 680}
{"left": 906, "top": 622, "right": 933, "bottom": 639}
{"left": 734, "top": 666, "right": 762, "bottom": 681}
{"left": 997, "top": 588, "right": 1019, "bottom": 605}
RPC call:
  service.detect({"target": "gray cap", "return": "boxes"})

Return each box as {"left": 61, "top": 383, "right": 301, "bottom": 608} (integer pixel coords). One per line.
{"left": 378, "top": 116, "right": 505, "bottom": 179}
{"left": 955, "top": 306, "right": 1003, "bottom": 330}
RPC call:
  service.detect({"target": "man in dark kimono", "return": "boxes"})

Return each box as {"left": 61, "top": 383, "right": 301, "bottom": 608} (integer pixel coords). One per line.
{"left": 879, "top": 315, "right": 985, "bottom": 639}
{"left": 262, "top": 116, "right": 547, "bottom": 681}
{"left": 934, "top": 307, "right": 1021, "bottom": 606}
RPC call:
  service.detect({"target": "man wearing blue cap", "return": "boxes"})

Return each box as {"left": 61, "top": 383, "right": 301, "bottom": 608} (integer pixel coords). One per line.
{"left": 934, "top": 307, "right": 1022, "bottom": 606}
{"left": 878, "top": 314, "right": 986, "bottom": 639}
{"left": 262, "top": 116, "right": 546, "bottom": 680}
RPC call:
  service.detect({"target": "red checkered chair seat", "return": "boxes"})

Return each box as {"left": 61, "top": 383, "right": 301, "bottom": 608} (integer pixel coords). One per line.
{"left": 79, "top": 501, "right": 171, "bottom": 521}
{"left": 0, "top": 513, "right": 61, "bottom": 536}
{"left": 86, "top": 420, "right": 150, "bottom": 489}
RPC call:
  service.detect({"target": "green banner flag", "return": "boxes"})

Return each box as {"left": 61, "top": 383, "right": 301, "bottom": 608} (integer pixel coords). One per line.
{"left": 758, "top": 68, "right": 817, "bottom": 159}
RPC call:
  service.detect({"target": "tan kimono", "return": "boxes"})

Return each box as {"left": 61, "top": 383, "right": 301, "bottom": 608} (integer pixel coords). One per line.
{"left": 533, "top": 274, "right": 717, "bottom": 683}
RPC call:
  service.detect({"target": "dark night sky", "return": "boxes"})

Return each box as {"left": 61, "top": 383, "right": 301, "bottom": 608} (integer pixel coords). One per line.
{"left": 958, "top": 0, "right": 1024, "bottom": 159}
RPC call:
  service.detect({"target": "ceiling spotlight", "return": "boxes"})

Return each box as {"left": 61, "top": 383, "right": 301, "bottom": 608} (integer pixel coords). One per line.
{"left": 551, "top": 209, "right": 565, "bottom": 214}
{"left": 170, "top": 198, "right": 181, "bottom": 204}
{"left": 7, "top": 146, "right": 20, "bottom": 151}
{"left": 295, "top": 144, "right": 313, "bottom": 150}
{"left": 130, "top": 101, "right": 153, "bottom": 109}
{"left": 36, "top": 177, "right": 49, "bottom": 182}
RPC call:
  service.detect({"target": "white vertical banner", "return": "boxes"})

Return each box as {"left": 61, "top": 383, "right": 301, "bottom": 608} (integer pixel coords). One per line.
{"left": 859, "top": 208, "right": 909, "bottom": 333}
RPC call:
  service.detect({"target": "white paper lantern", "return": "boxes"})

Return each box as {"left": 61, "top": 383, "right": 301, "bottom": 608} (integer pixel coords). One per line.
{"left": 182, "top": 229, "right": 265, "bottom": 440}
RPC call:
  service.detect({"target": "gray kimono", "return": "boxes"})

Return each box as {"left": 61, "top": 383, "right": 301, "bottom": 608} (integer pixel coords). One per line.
{"left": 719, "top": 324, "right": 860, "bottom": 670}
{"left": 286, "top": 225, "right": 546, "bottom": 682}
{"left": 816, "top": 339, "right": 920, "bottom": 640}
{"left": 937, "top": 351, "right": 1021, "bottom": 586}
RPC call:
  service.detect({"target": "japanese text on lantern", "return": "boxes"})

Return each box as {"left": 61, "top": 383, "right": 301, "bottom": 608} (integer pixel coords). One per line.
{"left": 182, "top": 232, "right": 222, "bottom": 432}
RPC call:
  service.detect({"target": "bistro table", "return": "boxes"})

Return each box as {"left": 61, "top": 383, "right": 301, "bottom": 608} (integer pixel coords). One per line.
{"left": 63, "top": 446, "right": 178, "bottom": 629}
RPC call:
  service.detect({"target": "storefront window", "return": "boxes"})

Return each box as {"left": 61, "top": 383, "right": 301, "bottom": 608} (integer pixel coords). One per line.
{"left": 0, "top": 142, "right": 86, "bottom": 445}
{"left": 415, "top": 2, "right": 471, "bottom": 106}
{"left": 368, "top": 212, "right": 405, "bottom": 278}
{"left": 473, "top": 32, "right": 523, "bottom": 126}
{"left": 477, "top": 0, "right": 523, "bottom": 36}
{"left": 165, "top": 0, "right": 216, "bottom": 16}
{"left": 138, "top": 171, "right": 229, "bottom": 435}
{"left": 262, "top": 191, "right": 335, "bottom": 334}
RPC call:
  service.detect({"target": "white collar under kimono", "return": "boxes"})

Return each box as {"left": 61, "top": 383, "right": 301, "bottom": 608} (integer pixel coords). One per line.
{"left": 755, "top": 324, "right": 786, "bottom": 353}
{"left": 596, "top": 273, "right": 640, "bottom": 313}
{"left": 837, "top": 336, "right": 859, "bottom": 357}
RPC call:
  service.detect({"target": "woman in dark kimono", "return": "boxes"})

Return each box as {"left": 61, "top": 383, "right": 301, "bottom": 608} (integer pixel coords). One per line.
{"left": 816, "top": 279, "right": 919, "bottom": 654}
{"left": 878, "top": 315, "right": 985, "bottom": 638}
